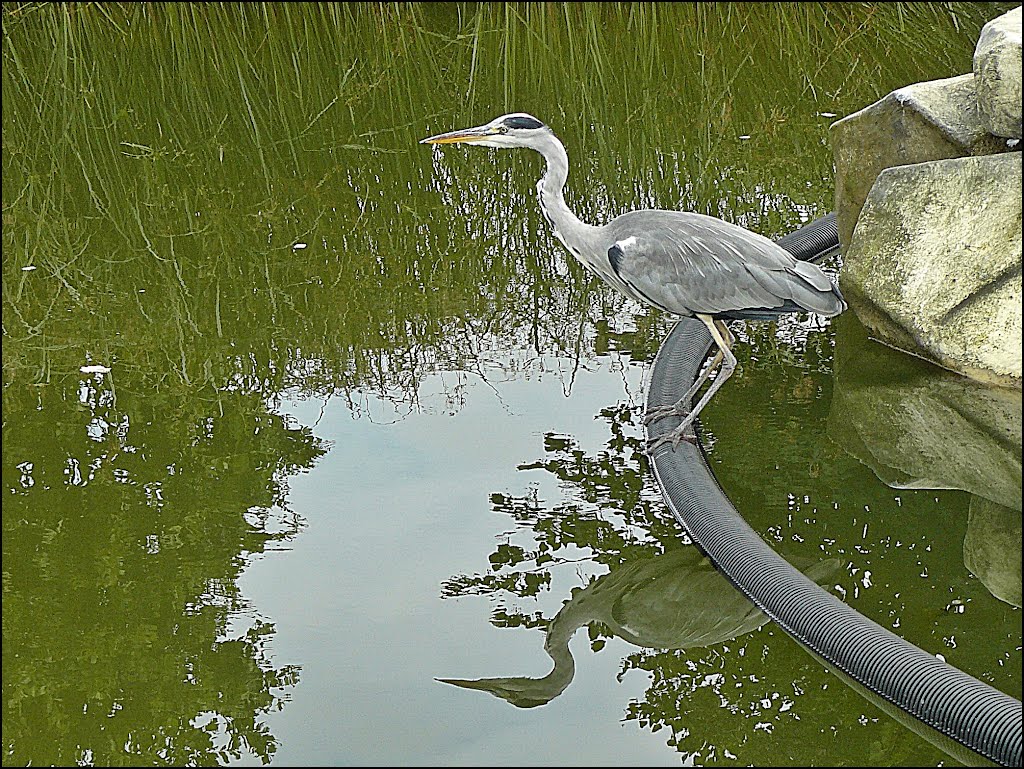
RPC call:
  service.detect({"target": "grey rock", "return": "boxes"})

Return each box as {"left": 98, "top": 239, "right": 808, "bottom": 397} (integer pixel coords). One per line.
{"left": 831, "top": 74, "right": 1005, "bottom": 250}
{"left": 841, "top": 152, "right": 1022, "bottom": 386}
{"left": 975, "top": 6, "right": 1023, "bottom": 139}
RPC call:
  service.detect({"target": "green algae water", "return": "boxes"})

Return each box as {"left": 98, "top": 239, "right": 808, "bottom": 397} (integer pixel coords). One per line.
{"left": 3, "top": 3, "right": 1019, "bottom": 766}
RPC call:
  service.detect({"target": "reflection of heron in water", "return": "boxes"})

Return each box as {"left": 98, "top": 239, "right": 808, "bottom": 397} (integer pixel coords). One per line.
{"left": 422, "top": 113, "right": 846, "bottom": 451}
{"left": 438, "top": 548, "right": 839, "bottom": 708}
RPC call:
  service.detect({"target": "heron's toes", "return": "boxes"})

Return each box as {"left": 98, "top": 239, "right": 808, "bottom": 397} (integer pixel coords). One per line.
{"left": 643, "top": 403, "right": 690, "bottom": 426}
{"left": 645, "top": 422, "right": 698, "bottom": 455}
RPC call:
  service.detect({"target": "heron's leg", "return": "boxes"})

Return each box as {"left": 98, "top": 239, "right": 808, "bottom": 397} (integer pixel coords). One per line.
{"left": 680, "top": 318, "right": 736, "bottom": 427}
{"left": 647, "top": 316, "right": 737, "bottom": 453}
{"left": 717, "top": 319, "right": 735, "bottom": 350}
{"left": 644, "top": 320, "right": 734, "bottom": 425}
{"left": 644, "top": 318, "right": 735, "bottom": 425}
{"left": 643, "top": 348, "right": 723, "bottom": 425}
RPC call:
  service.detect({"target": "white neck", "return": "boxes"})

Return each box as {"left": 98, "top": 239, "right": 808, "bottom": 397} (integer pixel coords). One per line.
{"left": 532, "top": 134, "right": 598, "bottom": 255}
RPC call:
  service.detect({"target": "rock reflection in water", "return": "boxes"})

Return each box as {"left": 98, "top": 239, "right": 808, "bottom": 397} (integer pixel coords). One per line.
{"left": 830, "top": 312, "right": 1022, "bottom": 606}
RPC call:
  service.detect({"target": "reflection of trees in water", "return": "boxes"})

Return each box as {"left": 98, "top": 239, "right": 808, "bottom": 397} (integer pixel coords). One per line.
{"left": 440, "top": 402, "right": 960, "bottom": 766}
{"left": 444, "top": 403, "right": 671, "bottom": 593}
{"left": 2, "top": 374, "right": 325, "bottom": 765}
{"left": 618, "top": 628, "right": 954, "bottom": 766}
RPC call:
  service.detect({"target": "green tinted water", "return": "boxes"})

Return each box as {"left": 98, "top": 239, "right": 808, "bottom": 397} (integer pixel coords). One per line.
{"left": 3, "top": 3, "right": 1020, "bottom": 766}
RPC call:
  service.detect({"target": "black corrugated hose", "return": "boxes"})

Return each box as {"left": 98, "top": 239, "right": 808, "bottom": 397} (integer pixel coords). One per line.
{"left": 646, "top": 212, "right": 1022, "bottom": 767}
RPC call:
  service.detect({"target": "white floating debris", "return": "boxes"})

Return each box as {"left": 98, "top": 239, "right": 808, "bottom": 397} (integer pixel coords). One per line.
{"left": 293, "top": 242, "right": 308, "bottom": 250}
{"left": 22, "top": 265, "right": 37, "bottom": 271}
{"left": 80, "top": 365, "right": 111, "bottom": 374}
{"left": 738, "top": 135, "right": 751, "bottom": 140}
{"left": 819, "top": 112, "right": 837, "bottom": 118}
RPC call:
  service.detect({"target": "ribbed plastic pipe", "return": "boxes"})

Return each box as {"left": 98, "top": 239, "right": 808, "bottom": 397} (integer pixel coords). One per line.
{"left": 774, "top": 211, "right": 841, "bottom": 261}
{"left": 645, "top": 215, "right": 1022, "bottom": 767}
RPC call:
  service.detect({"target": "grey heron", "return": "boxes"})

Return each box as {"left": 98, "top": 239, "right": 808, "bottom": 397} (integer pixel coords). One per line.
{"left": 422, "top": 113, "right": 846, "bottom": 451}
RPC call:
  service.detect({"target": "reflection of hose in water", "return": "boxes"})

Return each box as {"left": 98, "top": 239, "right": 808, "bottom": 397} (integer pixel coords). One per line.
{"left": 646, "top": 212, "right": 1022, "bottom": 768}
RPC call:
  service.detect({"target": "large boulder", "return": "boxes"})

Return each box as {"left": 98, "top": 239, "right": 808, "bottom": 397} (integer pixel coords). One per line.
{"left": 974, "top": 5, "right": 1023, "bottom": 139}
{"left": 831, "top": 74, "right": 1006, "bottom": 250}
{"left": 840, "top": 151, "right": 1022, "bottom": 387}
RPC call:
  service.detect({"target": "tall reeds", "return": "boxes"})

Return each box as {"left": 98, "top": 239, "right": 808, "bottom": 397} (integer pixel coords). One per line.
{"left": 2, "top": 2, "right": 1005, "bottom": 397}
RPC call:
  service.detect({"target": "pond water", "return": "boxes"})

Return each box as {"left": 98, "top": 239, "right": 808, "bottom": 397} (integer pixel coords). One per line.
{"left": 2, "top": 3, "right": 1020, "bottom": 766}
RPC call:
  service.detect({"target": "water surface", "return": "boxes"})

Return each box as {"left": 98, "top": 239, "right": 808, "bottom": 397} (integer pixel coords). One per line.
{"left": 3, "top": 3, "right": 1020, "bottom": 766}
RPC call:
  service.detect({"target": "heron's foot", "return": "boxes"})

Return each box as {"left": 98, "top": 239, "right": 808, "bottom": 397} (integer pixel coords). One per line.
{"left": 645, "top": 419, "right": 698, "bottom": 455}
{"left": 643, "top": 401, "right": 690, "bottom": 426}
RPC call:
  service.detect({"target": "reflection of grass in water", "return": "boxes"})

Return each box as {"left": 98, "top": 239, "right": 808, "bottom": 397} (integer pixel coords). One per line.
{"left": 1, "top": 2, "right": 1005, "bottom": 398}
{"left": 0, "top": 4, "right": 562, "bottom": 398}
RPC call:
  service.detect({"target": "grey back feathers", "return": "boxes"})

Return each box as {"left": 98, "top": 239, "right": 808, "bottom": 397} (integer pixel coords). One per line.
{"left": 599, "top": 210, "right": 846, "bottom": 320}
{"left": 507, "top": 114, "right": 847, "bottom": 321}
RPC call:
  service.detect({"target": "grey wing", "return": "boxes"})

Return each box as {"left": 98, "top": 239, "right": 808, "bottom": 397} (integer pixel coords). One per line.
{"left": 604, "top": 211, "right": 843, "bottom": 318}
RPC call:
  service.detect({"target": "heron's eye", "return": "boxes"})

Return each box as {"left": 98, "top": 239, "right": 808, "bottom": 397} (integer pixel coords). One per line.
{"left": 498, "top": 126, "right": 509, "bottom": 134}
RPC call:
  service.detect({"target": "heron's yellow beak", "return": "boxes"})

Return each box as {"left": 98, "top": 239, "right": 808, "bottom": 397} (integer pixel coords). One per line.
{"left": 420, "top": 126, "right": 494, "bottom": 145}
